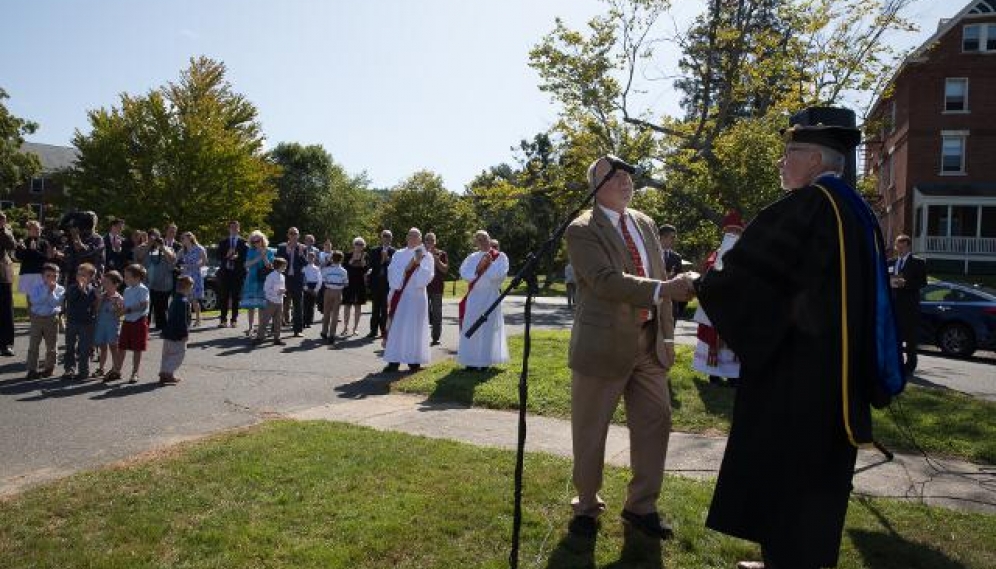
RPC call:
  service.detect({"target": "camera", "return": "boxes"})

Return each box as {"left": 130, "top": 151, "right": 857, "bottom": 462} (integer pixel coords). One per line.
{"left": 58, "top": 210, "right": 97, "bottom": 235}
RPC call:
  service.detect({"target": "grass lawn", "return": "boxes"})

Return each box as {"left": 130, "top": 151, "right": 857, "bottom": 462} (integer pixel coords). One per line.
{"left": 443, "top": 277, "right": 567, "bottom": 299}
{"left": 395, "top": 331, "right": 996, "bottom": 464}
{"left": 0, "top": 421, "right": 992, "bottom": 569}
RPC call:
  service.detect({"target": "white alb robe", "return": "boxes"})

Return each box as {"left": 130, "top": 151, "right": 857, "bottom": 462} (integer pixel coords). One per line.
{"left": 692, "top": 232, "right": 742, "bottom": 378}
{"left": 457, "top": 251, "right": 510, "bottom": 367}
{"left": 383, "top": 247, "right": 435, "bottom": 364}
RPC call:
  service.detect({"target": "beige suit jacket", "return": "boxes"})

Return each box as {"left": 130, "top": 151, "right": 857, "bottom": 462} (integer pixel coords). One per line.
{"left": 565, "top": 206, "right": 673, "bottom": 379}
{"left": 0, "top": 227, "right": 16, "bottom": 284}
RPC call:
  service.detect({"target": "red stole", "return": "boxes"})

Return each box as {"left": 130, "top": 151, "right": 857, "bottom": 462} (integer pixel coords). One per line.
{"left": 382, "top": 261, "right": 419, "bottom": 344}
{"left": 459, "top": 249, "right": 500, "bottom": 328}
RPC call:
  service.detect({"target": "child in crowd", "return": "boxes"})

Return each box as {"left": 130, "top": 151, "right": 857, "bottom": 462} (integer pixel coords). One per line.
{"left": 107, "top": 264, "right": 150, "bottom": 383}
{"left": 303, "top": 251, "right": 321, "bottom": 328}
{"left": 159, "top": 275, "right": 193, "bottom": 385}
{"left": 25, "top": 263, "right": 64, "bottom": 379}
{"left": 320, "top": 251, "right": 348, "bottom": 345}
{"left": 255, "top": 257, "right": 287, "bottom": 346}
{"left": 63, "top": 262, "right": 98, "bottom": 380}
{"left": 93, "top": 270, "right": 124, "bottom": 379}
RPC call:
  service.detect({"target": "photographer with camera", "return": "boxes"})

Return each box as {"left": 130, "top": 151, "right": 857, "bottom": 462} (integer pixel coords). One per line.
{"left": 137, "top": 228, "right": 177, "bottom": 331}
{"left": 61, "top": 211, "right": 105, "bottom": 284}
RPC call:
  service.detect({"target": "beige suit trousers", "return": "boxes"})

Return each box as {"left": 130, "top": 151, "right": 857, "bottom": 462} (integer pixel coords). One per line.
{"left": 571, "top": 322, "right": 672, "bottom": 517}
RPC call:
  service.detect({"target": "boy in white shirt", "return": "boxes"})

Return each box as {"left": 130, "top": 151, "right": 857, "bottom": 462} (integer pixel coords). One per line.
{"left": 320, "top": 251, "right": 349, "bottom": 344}
{"left": 302, "top": 252, "right": 321, "bottom": 329}
{"left": 25, "top": 263, "right": 65, "bottom": 379}
{"left": 255, "top": 257, "right": 287, "bottom": 346}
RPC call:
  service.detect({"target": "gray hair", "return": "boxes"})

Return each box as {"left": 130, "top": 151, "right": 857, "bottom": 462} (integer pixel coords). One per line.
{"left": 352, "top": 236, "right": 366, "bottom": 247}
{"left": 819, "top": 147, "right": 846, "bottom": 174}
{"left": 424, "top": 232, "right": 437, "bottom": 241}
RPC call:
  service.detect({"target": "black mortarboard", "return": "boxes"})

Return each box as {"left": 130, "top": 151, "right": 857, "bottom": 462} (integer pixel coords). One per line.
{"left": 779, "top": 123, "right": 862, "bottom": 155}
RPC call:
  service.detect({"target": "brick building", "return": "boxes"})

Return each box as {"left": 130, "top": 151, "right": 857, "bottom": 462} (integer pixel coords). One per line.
{"left": 865, "top": 0, "right": 996, "bottom": 275}
{"left": 3, "top": 142, "right": 77, "bottom": 224}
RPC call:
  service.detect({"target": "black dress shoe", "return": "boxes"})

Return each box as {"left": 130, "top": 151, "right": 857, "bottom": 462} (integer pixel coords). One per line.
{"left": 430, "top": 340, "right": 440, "bottom": 346}
{"left": 568, "top": 515, "right": 599, "bottom": 538}
{"left": 621, "top": 510, "right": 673, "bottom": 540}
{"left": 365, "top": 332, "right": 378, "bottom": 339}
{"left": 408, "top": 364, "right": 421, "bottom": 372}
{"left": 382, "top": 363, "right": 400, "bottom": 373}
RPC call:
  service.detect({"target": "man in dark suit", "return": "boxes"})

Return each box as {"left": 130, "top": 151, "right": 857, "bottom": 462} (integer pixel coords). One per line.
{"left": 889, "top": 234, "right": 927, "bottom": 374}
{"left": 565, "top": 156, "right": 695, "bottom": 542}
{"left": 216, "top": 220, "right": 248, "bottom": 328}
{"left": 659, "top": 224, "right": 686, "bottom": 324}
{"left": 103, "top": 217, "right": 133, "bottom": 275}
{"left": 0, "top": 212, "right": 17, "bottom": 356}
{"left": 277, "top": 227, "right": 309, "bottom": 337}
{"left": 366, "top": 229, "right": 396, "bottom": 339}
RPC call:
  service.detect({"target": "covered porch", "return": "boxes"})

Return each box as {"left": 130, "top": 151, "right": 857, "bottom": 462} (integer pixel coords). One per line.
{"left": 912, "top": 184, "right": 996, "bottom": 275}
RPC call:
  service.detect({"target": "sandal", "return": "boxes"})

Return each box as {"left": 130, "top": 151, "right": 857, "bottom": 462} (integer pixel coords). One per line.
{"left": 127, "top": 373, "right": 139, "bottom": 384}
{"left": 103, "top": 370, "right": 121, "bottom": 382}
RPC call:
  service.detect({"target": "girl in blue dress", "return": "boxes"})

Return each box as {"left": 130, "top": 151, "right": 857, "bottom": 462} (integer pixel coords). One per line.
{"left": 240, "top": 230, "right": 275, "bottom": 337}
{"left": 93, "top": 271, "right": 124, "bottom": 378}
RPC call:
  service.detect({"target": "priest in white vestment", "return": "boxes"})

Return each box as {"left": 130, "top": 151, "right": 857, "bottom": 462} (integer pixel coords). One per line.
{"left": 382, "top": 228, "right": 435, "bottom": 373}
{"left": 457, "top": 230, "right": 510, "bottom": 370}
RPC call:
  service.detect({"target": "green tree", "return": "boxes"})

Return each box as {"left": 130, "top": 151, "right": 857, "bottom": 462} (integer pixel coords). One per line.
{"left": 378, "top": 171, "right": 479, "bottom": 279}
{"left": 64, "top": 57, "right": 278, "bottom": 239}
{"left": 528, "top": 0, "right": 920, "bottom": 263}
{"left": 0, "top": 88, "right": 41, "bottom": 193}
{"left": 266, "top": 143, "right": 376, "bottom": 247}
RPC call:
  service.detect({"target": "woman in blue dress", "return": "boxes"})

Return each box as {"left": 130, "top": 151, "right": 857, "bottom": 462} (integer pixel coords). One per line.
{"left": 240, "top": 230, "right": 275, "bottom": 337}
{"left": 179, "top": 232, "right": 208, "bottom": 326}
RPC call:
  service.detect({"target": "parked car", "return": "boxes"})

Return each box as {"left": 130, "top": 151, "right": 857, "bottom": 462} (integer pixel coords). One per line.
{"left": 918, "top": 281, "right": 996, "bottom": 358}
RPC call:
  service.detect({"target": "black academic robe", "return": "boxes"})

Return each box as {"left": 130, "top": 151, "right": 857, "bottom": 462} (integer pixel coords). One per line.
{"left": 697, "top": 183, "right": 880, "bottom": 568}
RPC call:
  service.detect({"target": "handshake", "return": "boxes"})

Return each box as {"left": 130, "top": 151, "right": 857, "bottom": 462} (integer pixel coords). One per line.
{"left": 660, "top": 272, "right": 698, "bottom": 302}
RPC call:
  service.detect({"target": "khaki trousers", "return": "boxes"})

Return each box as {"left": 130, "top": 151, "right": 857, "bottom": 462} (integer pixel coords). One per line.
{"left": 159, "top": 339, "right": 187, "bottom": 375}
{"left": 27, "top": 314, "right": 59, "bottom": 372}
{"left": 571, "top": 322, "right": 672, "bottom": 517}
{"left": 257, "top": 301, "right": 283, "bottom": 341}
{"left": 321, "top": 288, "right": 343, "bottom": 337}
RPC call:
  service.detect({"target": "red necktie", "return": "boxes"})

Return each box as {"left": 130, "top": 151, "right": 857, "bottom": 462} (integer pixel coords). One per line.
{"left": 619, "top": 214, "right": 651, "bottom": 322}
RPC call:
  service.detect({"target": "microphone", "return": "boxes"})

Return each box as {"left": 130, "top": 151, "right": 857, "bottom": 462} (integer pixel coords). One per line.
{"left": 604, "top": 154, "right": 647, "bottom": 178}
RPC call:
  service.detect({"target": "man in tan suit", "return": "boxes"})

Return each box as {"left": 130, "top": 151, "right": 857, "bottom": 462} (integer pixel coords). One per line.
{"left": 565, "top": 156, "right": 695, "bottom": 540}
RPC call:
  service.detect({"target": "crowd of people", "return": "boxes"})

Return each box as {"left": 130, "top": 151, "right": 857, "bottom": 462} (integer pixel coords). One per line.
{"left": 0, "top": 211, "right": 512, "bottom": 385}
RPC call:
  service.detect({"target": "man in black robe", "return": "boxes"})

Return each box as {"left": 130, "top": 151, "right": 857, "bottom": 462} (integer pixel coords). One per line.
{"left": 696, "top": 124, "right": 902, "bottom": 569}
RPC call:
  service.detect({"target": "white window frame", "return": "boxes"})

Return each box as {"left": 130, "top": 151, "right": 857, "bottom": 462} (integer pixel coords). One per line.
{"left": 963, "top": 23, "right": 996, "bottom": 52}
{"left": 29, "top": 177, "right": 45, "bottom": 194}
{"left": 940, "top": 132, "right": 968, "bottom": 175}
{"left": 944, "top": 78, "right": 970, "bottom": 113}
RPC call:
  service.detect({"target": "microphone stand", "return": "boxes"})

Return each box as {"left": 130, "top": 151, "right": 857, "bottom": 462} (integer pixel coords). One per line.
{"left": 464, "top": 165, "right": 619, "bottom": 569}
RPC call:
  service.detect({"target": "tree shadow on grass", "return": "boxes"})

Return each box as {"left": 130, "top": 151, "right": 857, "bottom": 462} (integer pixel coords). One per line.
{"left": 692, "top": 377, "right": 735, "bottom": 423}
{"left": 425, "top": 367, "right": 501, "bottom": 405}
{"left": 848, "top": 500, "right": 968, "bottom": 569}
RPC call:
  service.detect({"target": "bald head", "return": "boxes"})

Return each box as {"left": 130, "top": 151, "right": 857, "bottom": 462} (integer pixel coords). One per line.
{"left": 587, "top": 157, "right": 634, "bottom": 213}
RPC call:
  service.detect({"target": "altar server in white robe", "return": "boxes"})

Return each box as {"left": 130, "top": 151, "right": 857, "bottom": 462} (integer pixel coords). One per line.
{"left": 457, "top": 230, "right": 510, "bottom": 370}
{"left": 382, "top": 228, "right": 435, "bottom": 373}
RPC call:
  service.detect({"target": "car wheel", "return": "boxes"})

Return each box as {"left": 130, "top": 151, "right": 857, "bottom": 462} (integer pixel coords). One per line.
{"left": 200, "top": 287, "right": 218, "bottom": 311}
{"left": 936, "top": 323, "right": 976, "bottom": 358}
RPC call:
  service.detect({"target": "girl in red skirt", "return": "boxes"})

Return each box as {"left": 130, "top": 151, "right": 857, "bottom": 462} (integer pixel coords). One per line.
{"left": 106, "top": 264, "right": 150, "bottom": 384}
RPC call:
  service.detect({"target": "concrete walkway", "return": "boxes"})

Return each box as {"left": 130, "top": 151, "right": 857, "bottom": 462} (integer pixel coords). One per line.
{"left": 292, "top": 393, "right": 996, "bottom": 515}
